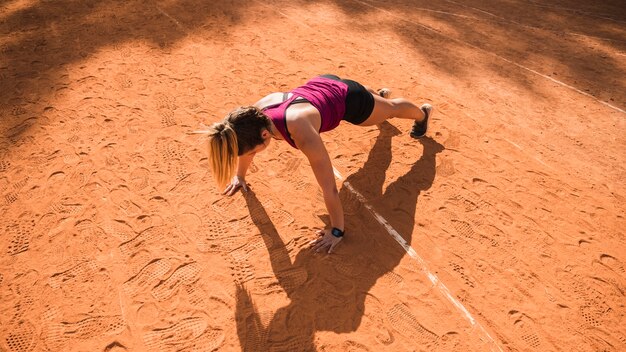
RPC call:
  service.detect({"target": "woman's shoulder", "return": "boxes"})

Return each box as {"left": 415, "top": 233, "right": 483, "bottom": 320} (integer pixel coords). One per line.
{"left": 253, "top": 92, "right": 286, "bottom": 110}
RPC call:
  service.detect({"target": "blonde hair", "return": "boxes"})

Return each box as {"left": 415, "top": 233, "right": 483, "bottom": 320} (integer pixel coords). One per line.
{"left": 194, "top": 106, "right": 271, "bottom": 189}
{"left": 193, "top": 121, "right": 238, "bottom": 188}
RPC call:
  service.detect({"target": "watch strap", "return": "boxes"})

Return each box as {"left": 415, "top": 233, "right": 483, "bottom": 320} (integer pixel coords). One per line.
{"left": 331, "top": 227, "right": 344, "bottom": 238}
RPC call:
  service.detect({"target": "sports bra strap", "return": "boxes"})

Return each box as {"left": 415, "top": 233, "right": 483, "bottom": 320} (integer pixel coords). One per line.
{"left": 292, "top": 97, "right": 309, "bottom": 104}
{"left": 281, "top": 92, "right": 308, "bottom": 105}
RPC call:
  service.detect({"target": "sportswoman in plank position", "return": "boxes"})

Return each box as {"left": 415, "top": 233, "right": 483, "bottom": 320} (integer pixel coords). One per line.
{"left": 200, "top": 74, "right": 433, "bottom": 254}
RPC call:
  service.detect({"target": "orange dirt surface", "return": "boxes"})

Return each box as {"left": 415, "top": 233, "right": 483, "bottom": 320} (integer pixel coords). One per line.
{"left": 1, "top": 0, "right": 625, "bottom": 351}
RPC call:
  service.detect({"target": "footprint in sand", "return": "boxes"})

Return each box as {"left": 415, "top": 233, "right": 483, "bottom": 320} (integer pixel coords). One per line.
{"left": 129, "top": 167, "right": 150, "bottom": 192}
{"left": 154, "top": 92, "right": 177, "bottom": 111}
{"left": 386, "top": 304, "right": 438, "bottom": 346}
{"left": 508, "top": 310, "right": 542, "bottom": 349}
{"left": 449, "top": 214, "right": 500, "bottom": 248}
{"left": 449, "top": 192, "right": 491, "bottom": 213}
{"left": 3, "top": 320, "right": 37, "bottom": 352}
{"left": 379, "top": 271, "right": 404, "bottom": 287}
{"left": 5, "top": 217, "right": 35, "bottom": 256}
{"left": 579, "top": 305, "right": 603, "bottom": 328}
{"left": 435, "top": 331, "right": 471, "bottom": 351}
{"left": 61, "top": 150, "right": 80, "bottom": 165}
{"left": 156, "top": 138, "right": 186, "bottom": 161}
{"left": 49, "top": 201, "right": 84, "bottom": 217}
{"left": 332, "top": 255, "right": 366, "bottom": 278}
{"left": 142, "top": 317, "right": 207, "bottom": 351}
{"left": 152, "top": 262, "right": 202, "bottom": 301}
{"left": 340, "top": 190, "right": 363, "bottom": 216}
{"left": 450, "top": 219, "right": 476, "bottom": 241}
{"left": 211, "top": 196, "right": 249, "bottom": 221}
{"left": 119, "top": 226, "right": 167, "bottom": 256}
{"left": 176, "top": 328, "right": 225, "bottom": 352}
{"left": 249, "top": 197, "right": 296, "bottom": 228}
{"left": 159, "top": 107, "right": 177, "bottom": 128}
{"left": 251, "top": 274, "right": 286, "bottom": 296}
{"left": 229, "top": 236, "right": 274, "bottom": 262}
{"left": 276, "top": 267, "right": 308, "bottom": 292}
{"left": 443, "top": 131, "right": 461, "bottom": 150}
{"left": 49, "top": 261, "right": 99, "bottom": 289}
{"left": 227, "top": 217, "right": 258, "bottom": 236}
{"left": 287, "top": 177, "right": 318, "bottom": 196}
{"left": 45, "top": 315, "right": 126, "bottom": 348}
{"left": 269, "top": 207, "right": 295, "bottom": 228}
{"left": 108, "top": 187, "right": 144, "bottom": 217}
{"left": 69, "top": 162, "right": 95, "bottom": 187}
{"left": 175, "top": 211, "right": 203, "bottom": 237}
{"left": 0, "top": 160, "right": 11, "bottom": 173}
{"left": 3, "top": 176, "right": 29, "bottom": 205}
{"left": 436, "top": 157, "right": 455, "bottom": 177}
{"left": 227, "top": 255, "right": 255, "bottom": 284}
{"left": 448, "top": 260, "right": 476, "bottom": 289}
{"left": 338, "top": 340, "right": 373, "bottom": 352}
{"left": 136, "top": 302, "right": 160, "bottom": 326}
{"left": 363, "top": 295, "right": 394, "bottom": 346}
{"left": 115, "top": 73, "right": 133, "bottom": 89}
{"left": 599, "top": 254, "right": 625, "bottom": 276}
{"left": 196, "top": 220, "right": 238, "bottom": 253}
{"left": 280, "top": 156, "right": 302, "bottom": 174}
{"left": 184, "top": 283, "right": 214, "bottom": 308}
{"left": 101, "top": 219, "right": 135, "bottom": 242}
{"left": 123, "top": 259, "right": 172, "bottom": 296}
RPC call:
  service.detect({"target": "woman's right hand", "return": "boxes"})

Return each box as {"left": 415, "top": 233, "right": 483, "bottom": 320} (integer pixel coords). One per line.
{"left": 223, "top": 175, "right": 248, "bottom": 196}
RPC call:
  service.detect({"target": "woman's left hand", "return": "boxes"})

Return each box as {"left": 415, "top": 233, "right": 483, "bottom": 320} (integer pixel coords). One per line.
{"left": 310, "top": 228, "right": 343, "bottom": 254}
{"left": 223, "top": 175, "right": 248, "bottom": 196}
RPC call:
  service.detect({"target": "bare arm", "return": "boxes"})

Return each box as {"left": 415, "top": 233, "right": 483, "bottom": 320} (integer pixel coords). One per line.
{"left": 291, "top": 121, "right": 345, "bottom": 236}
{"left": 236, "top": 153, "right": 255, "bottom": 179}
{"left": 224, "top": 153, "right": 255, "bottom": 196}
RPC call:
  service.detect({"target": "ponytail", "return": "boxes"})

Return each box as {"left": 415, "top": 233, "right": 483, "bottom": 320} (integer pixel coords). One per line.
{"left": 193, "top": 122, "right": 238, "bottom": 188}
{"left": 194, "top": 106, "right": 271, "bottom": 189}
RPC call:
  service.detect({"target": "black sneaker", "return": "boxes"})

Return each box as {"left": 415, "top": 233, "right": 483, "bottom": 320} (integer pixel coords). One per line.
{"left": 410, "top": 104, "right": 433, "bottom": 138}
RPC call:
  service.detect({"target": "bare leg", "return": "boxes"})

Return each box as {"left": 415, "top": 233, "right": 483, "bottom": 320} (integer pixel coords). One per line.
{"left": 358, "top": 88, "right": 426, "bottom": 127}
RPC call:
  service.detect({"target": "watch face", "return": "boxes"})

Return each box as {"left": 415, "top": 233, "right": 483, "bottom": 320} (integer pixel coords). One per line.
{"left": 331, "top": 228, "right": 344, "bottom": 238}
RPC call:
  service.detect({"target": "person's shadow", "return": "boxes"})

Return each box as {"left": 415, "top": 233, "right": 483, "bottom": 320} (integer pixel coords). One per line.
{"left": 236, "top": 122, "right": 444, "bottom": 351}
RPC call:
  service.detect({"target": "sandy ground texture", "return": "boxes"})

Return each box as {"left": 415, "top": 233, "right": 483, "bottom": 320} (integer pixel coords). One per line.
{"left": 1, "top": 0, "right": 625, "bottom": 351}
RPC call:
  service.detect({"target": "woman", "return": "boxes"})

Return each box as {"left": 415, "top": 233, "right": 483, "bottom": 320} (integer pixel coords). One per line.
{"left": 199, "top": 74, "right": 433, "bottom": 254}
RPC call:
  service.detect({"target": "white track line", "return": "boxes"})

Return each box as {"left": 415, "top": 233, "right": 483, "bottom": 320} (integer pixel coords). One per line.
{"left": 333, "top": 167, "right": 503, "bottom": 352}
{"left": 443, "top": 0, "right": 626, "bottom": 43}
{"left": 156, "top": 6, "right": 189, "bottom": 33}
{"left": 356, "top": 0, "right": 626, "bottom": 115}
{"left": 523, "top": 0, "right": 626, "bottom": 24}
{"left": 502, "top": 138, "right": 554, "bottom": 170}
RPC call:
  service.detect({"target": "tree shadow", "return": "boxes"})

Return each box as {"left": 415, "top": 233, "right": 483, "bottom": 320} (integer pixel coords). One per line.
{"left": 0, "top": 0, "right": 250, "bottom": 140}
{"left": 236, "top": 122, "right": 444, "bottom": 350}
{"left": 319, "top": 0, "right": 626, "bottom": 106}
{"left": 2, "top": 0, "right": 624, "bottom": 146}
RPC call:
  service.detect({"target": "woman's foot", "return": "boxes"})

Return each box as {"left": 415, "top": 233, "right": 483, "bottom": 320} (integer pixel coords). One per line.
{"left": 377, "top": 88, "right": 391, "bottom": 99}
{"left": 410, "top": 104, "right": 433, "bottom": 138}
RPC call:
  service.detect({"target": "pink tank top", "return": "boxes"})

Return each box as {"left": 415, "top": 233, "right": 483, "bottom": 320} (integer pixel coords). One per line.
{"left": 262, "top": 76, "right": 348, "bottom": 148}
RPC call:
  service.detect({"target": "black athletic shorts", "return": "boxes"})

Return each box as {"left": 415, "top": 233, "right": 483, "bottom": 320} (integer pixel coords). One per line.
{"left": 320, "top": 74, "right": 375, "bottom": 125}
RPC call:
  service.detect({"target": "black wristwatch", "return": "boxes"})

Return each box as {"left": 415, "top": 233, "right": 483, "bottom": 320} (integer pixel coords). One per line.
{"left": 331, "top": 227, "right": 344, "bottom": 238}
